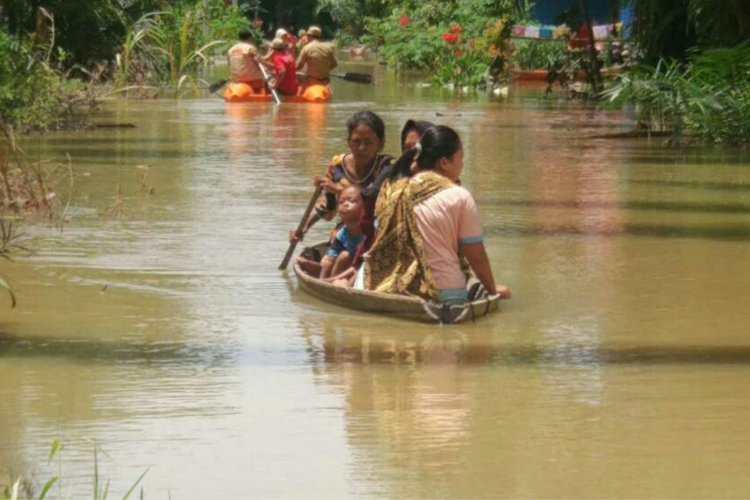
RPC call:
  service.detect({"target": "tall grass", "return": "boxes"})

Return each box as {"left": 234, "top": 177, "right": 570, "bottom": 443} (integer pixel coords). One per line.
{"left": 604, "top": 42, "right": 750, "bottom": 145}
{"left": 2, "top": 439, "right": 148, "bottom": 500}
{"left": 112, "top": 0, "right": 256, "bottom": 97}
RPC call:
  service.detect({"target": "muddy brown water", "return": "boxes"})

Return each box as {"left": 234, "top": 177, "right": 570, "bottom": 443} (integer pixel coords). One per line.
{"left": 2, "top": 63, "right": 750, "bottom": 498}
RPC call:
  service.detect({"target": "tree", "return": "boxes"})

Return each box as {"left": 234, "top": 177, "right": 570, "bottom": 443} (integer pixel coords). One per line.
{"left": 628, "top": 0, "right": 750, "bottom": 62}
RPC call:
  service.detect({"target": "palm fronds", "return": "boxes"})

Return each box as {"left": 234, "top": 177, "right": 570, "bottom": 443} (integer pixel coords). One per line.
{"left": 604, "top": 42, "right": 750, "bottom": 144}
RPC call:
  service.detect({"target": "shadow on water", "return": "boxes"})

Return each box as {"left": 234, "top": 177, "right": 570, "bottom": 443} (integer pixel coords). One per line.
{"left": 631, "top": 179, "right": 750, "bottom": 192}
{"left": 0, "top": 332, "right": 232, "bottom": 367}
{"left": 296, "top": 321, "right": 750, "bottom": 367}
{"left": 484, "top": 222, "right": 750, "bottom": 241}
{"left": 478, "top": 198, "right": 750, "bottom": 214}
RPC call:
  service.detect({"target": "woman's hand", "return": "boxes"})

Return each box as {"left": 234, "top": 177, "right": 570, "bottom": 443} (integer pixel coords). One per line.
{"left": 494, "top": 284, "right": 511, "bottom": 299}
{"left": 314, "top": 175, "right": 338, "bottom": 193}
{"left": 289, "top": 227, "right": 305, "bottom": 243}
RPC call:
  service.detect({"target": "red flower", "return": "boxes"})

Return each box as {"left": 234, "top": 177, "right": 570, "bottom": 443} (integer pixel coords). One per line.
{"left": 450, "top": 23, "right": 462, "bottom": 34}
{"left": 399, "top": 15, "right": 410, "bottom": 27}
{"left": 454, "top": 50, "right": 462, "bottom": 57}
{"left": 442, "top": 32, "right": 459, "bottom": 44}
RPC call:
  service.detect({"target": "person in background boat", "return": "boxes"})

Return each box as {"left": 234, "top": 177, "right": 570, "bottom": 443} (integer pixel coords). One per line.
{"left": 227, "top": 28, "right": 264, "bottom": 92}
{"left": 274, "top": 28, "right": 288, "bottom": 42}
{"left": 296, "top": 25, "right": 337, "bottom": 93}
{"left": 364, "top": 125, "right": 511, "bottom": 304}
{"left": 263, "top": 38, "right": 298, "bottom": 95}
{"left": 284, "top": 30, "right": 298, "bottom": 58}
{"left": 296, "top": 28, "right": 309, "bottom": 52}
{"left": 289, "top": 110, "right": 392, "bottom": 245}
{"left": 262, "top": 28, "right": 288, "bottom": 62}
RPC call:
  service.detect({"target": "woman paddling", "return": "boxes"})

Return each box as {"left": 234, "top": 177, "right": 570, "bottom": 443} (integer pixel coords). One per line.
{"left": 364, "top": 125, "right": 511, "bottom": 303}
{"left": 296, "top": 118, "right": 434, "bottom": 286}
{"left": 290, "top": 110, "right": 392, "bottom": 244}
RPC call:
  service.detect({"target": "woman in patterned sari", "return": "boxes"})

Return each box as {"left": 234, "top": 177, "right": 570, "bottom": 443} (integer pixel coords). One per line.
{"left": 364, "top": 125, "right": 511, "bottom": 304}
{"left": 289, "top": 110, "right": 392, "bottom": 244}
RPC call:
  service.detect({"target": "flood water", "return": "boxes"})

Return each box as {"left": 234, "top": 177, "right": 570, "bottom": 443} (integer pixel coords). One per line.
{"left": 2, "top": 62, "right": 750, "bottom": 498}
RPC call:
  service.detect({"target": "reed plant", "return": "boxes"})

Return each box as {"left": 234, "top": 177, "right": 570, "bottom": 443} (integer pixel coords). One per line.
{"left": 2, "top": 439, "right": 148, "bottom": 500}
{"left": 603, "top": 42, "right": 750, "bottom": 145}
{"left": 112, "top": 0, "right": 255, "bottom": 97}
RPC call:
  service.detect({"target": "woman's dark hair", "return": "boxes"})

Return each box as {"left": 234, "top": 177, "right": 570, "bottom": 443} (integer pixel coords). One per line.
{"left": 400, "top": 120, "right": 435, "bottom": 152}
{"left": 390, "top": 125, "right": 461, "bottom": 179}
{"left": 347, "top": 110, "right": 385, "bottom": 143}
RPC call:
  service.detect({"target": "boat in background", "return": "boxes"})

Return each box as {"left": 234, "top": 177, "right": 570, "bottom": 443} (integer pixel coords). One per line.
{"left": 224, "top": 82, "right": 331, "bottom": 103}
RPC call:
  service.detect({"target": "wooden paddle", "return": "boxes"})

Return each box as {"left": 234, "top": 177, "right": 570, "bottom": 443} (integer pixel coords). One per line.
{"left": 258, "top": 63, "right": 282, "bottom": 105}
{"left": 298, "top": 71, "right": 372, "bottom": 84}
{"left": 279, "top": 186, "right": 323, "bottom": 270}
{"left": 208, "top": 78, "right": 229, "bottom": 94}
{"left": 331, "top": 72, "right": 372, "bottom": 83}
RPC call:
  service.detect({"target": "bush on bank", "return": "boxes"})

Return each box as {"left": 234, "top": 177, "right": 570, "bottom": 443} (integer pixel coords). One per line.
{"left": 0, "top": 31, "right": 89, "bottom": 131}
{"left": 605, "top": 42, "right": 750, "bottom": 145}
{"left": 362, "top": 0, "right": 525, "bottom": 87}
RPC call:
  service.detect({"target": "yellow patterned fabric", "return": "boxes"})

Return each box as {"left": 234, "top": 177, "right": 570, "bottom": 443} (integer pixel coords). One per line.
{"left": 364, "top": 171, "right": 456, "bottom": 300}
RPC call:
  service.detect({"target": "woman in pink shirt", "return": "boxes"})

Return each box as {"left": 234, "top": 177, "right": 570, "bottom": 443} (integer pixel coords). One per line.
{"left": 365, "top": 125, "right": 510, "bottom": 304}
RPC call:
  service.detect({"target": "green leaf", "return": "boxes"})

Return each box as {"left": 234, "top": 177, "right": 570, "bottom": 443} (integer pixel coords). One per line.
{"left": 121, "top": 468, "right": 149, "bottom": 500}
{"left": 47, "top": 439, "right": 60, "bottom": 464}
{"left": 38, "top": 477, "right": 58, "bottom": 500}
{"left": 0, "top": 276, "right": 16, "bottom": 308}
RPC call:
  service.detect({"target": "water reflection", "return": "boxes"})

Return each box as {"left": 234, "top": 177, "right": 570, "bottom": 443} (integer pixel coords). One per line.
{"left": 4, "top": 62, "right": 750, "bottom": 497}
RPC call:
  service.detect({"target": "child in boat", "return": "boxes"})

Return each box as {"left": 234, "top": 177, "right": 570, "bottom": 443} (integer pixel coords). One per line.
{"left": 297, "top": 184, "right": 365, "bottom": 284}
{"left": 320, "top": 184, "right": 365, "bottom": 279}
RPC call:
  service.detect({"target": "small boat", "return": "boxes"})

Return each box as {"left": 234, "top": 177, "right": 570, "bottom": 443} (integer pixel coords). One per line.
{"left": 293, "top": 241, "right": 502, "bottom": 324}
{"left": 224, "top": 82, "right": 331, "bottom": 103}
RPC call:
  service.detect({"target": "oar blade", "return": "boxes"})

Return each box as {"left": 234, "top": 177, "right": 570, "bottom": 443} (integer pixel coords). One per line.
{"left": 341, "top": 72, "right": 372, "bottom": 84}
{"left": 209, "top": 79, "right": 229, "bottom": 94}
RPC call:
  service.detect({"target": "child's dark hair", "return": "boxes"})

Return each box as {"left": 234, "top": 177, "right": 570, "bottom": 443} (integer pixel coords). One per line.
{"left": 341, "top": 183, "right": 363, "bottom": 199}
{"left": 239, "top": 27, "right": 253, "bottom": 40}
{"left": 347, "top": 111, "right": 385, "bottom": 143}
{"left": 390, "top": 125, "right": 461, "bottom": 179}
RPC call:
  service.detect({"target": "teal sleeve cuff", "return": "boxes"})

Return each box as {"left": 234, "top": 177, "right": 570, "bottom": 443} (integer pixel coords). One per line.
{"left": 459, "top": 235, "right": 484, "bottom": 244}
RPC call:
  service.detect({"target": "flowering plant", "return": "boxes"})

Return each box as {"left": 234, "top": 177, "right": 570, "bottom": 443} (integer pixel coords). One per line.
{"left": 442, "top": 32, "right": 459, "bottom": 44}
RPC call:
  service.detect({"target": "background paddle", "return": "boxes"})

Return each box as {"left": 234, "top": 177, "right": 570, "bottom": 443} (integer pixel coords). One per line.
{"left": 298, "top": 71, "right": 372, "bottom": 84}
{"left": 208, "top": 78, "right": 229, "bottom": 94}
{"left": 331, "top": 72, "right": 372, "bottom": 83}
{"left": 279, "top": 186, "right": 323, "bottom": 270}
{"left": 258, "top": 64, "right": 282, "bottom": 105}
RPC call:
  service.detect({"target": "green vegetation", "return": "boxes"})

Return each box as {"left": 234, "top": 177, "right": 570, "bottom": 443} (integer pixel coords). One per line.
{"left": 362, "top": 0, "right": 528, "bottom": 87}
{"left": 111, "top": 4, "right": 252, "bottom": 96}
{"left": 512, "top": 39, "right": 568, "bottom": 70}
{"left": 630, "top": 0, "right": 749, "bottom": 62}
{"left": 605, "top": 43, "right": 750, "bottom": 145}
{"left": 0, "top": 29, "right": 90, "bottom": 131}
{"left": 2, "top": 439, "right": 148, "bottom": 500}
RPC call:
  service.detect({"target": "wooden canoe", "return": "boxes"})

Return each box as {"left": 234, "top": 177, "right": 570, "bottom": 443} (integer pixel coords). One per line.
{"left": 293, "top": 241, "right": 502, "bottom": 324}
